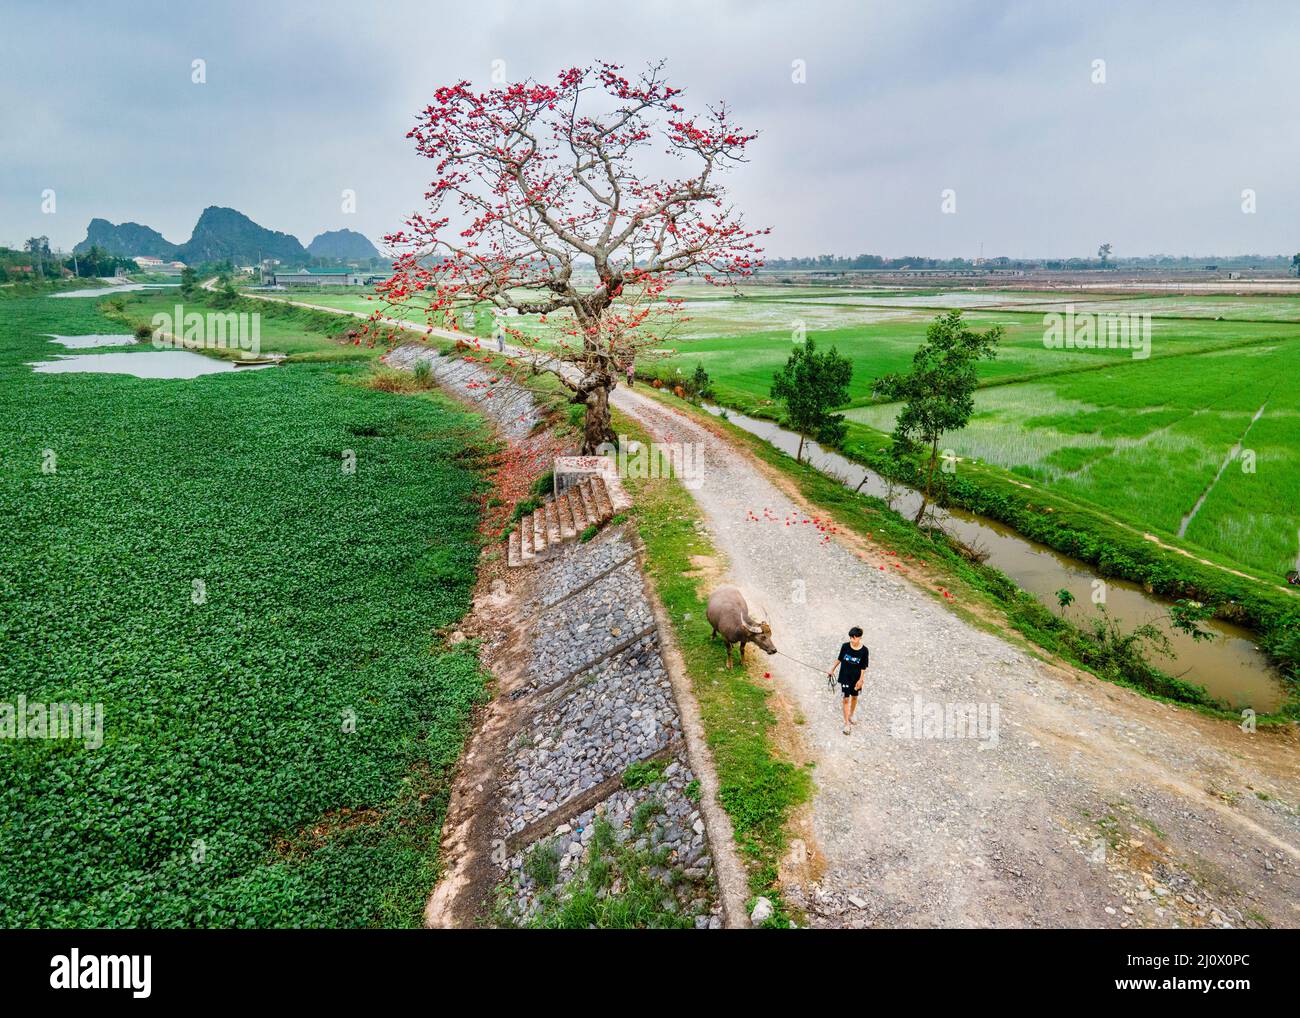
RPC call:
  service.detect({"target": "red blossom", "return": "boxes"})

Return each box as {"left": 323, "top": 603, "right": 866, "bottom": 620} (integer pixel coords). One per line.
{"left": 362, "top": 61, "right": 766, "bottom": 451}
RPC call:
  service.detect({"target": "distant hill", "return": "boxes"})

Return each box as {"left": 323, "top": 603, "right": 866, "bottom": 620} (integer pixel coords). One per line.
{"left": 74, "top": 219, "right": 179, "bottom": 258}
{"left": 179, "top": 206, "right": 306, "bottom": 264}
{"left": 308, "top": 228, "right": 379, "bottom": 261}
{"left": 74, "top": 208, "right": 380, "bottom": 266}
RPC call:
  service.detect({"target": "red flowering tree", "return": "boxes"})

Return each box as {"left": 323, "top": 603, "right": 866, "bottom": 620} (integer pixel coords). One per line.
{"left": 372, "top": 61, "right": 766, "bottom": 452}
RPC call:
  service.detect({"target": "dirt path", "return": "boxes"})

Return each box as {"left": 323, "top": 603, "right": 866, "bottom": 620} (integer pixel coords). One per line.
{"left": 608, "top": 385, "right": 1300, "bottom": 929}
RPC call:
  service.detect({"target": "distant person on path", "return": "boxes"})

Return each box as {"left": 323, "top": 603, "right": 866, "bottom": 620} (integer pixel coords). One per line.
{"left": 625, "top": 361, "right": 635, "bottom": 388}
{"left": 496, "top": 331, "right": 505, "bottom": 353}
{"left": 827, "top": 626, "right": 869, "bottom": 735}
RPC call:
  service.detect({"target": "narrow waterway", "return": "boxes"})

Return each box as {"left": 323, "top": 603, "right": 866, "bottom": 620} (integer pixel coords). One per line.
{"left": 705, "top": 405, "right": 1287, "bottom": 712}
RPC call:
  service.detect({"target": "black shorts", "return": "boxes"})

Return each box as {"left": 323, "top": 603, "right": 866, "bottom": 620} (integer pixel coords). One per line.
{"left": 839, "top": 678, "right": 862, "bottom": 699}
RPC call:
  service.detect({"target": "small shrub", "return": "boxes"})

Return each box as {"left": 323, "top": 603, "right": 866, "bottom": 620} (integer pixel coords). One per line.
{"left": 530, "top": 471, "right": 555, "bottom": 498}
{"left": 622, "top": 759, "right": 667, "bottom": 789}
{"left": 631, "top": 797, "right": 664, "bottom": 835}
{"left": 510, "top": 495, "right": 544, "bottom": 525}
{"left": 691, "top": 363, "right": 714, "bottom": 399}
{"left": 524, "top": 840, "right": 561, "bottom": 889}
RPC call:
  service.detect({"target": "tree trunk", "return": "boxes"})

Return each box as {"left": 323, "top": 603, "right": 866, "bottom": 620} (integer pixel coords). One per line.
{"left": 580, "top": 376, "right": 617, "bottom": 454}
{"left": 796, "top": 434, "right": 805, "bottom": 463}
{"left": 914, "top": 436, "right": 939, "bottom": 524}
{"left": 925, "top": 437, "right": 939, "bottom": 501}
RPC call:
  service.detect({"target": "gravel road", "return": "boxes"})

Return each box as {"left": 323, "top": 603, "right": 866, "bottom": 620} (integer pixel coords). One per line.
{"left": 610, "top": 385, "right": 1300, "bottom": 929}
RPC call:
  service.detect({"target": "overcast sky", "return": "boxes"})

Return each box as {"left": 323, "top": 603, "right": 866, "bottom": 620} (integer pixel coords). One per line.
{"left": 2, "top": 0, "right": 1296, "bottom": 259}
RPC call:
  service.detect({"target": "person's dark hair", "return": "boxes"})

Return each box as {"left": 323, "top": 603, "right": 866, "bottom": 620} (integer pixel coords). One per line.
{"left": 848, "top": 626, "right": 863, "bottom": 638}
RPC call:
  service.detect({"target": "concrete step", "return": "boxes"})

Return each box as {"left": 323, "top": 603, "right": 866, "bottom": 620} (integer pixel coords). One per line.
{"left": 558, "top": 491, "right": 577, "bottom": 539}
{"left": 603, "top": 471, "right": 633, "bottom": 513}
{"left": 532, "top": 507, "right": 547, "bottom": 555}
{"left": 577, "top": 479, "right": 599, "bottom": 527}
{"left": 567, "top": 488, "right": 588, "bottom": 531}
{"left": 545, "top": 499, "right": 561, "bottom": 544}
{"left": 508, "top": 528, "right": 522, "bottom": 568}
{"left": 590, "top": 476, "right": 614, "bottom": 521}
{"left": 520, "top": 515, "right": 535, "bottom": 561}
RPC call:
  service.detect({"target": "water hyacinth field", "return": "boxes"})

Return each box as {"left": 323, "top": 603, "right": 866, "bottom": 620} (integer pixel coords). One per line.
{"left": 0, "top": 292, "right": 492, "bottom": 926}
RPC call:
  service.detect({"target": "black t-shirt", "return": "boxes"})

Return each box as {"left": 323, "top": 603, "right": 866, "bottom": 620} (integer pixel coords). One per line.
{"left": 837, "top": 642, "right": 869, "bottom": 685}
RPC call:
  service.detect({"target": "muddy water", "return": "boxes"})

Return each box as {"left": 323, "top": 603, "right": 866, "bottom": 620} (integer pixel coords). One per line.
{"left": 705, "top": 406, "right": 1286, "bottom": 712}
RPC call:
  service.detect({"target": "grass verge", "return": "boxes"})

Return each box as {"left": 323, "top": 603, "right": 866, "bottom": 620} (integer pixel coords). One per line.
{"left": 613, "top": 410, "right": 812, "bottom": 927}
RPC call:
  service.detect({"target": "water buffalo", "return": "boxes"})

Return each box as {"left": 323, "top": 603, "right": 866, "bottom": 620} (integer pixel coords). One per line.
{"left": 706, "top": 585, "right": 777, "bottom": 668}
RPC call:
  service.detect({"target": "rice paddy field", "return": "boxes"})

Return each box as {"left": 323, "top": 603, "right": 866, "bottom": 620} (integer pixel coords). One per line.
{"left": 0, "top": 289, "right": 492, "bottom": 926}
{"left": 647, "top": 284, "right": 1300, "bottom": 582}
{"left": 238, "top": 278, "right": 1300, "bottom": 581}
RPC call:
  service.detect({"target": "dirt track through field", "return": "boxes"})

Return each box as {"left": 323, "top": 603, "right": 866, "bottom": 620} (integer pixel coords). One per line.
{"left": 607, "top": 384, "right": 1300, "bottom": 928}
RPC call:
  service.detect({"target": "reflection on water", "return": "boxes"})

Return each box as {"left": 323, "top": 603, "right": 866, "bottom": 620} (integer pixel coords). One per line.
{"left": 28, "top": 351, "right": 272, "bottom": 379}
{"left": 705, "top": 405, "right": 1285, "bottom": 712}
{"left": 43, "top": 334, "right": 139, "bottom": 349}
{"left": 50, "top": 283, "right": 179, "bottom": 298}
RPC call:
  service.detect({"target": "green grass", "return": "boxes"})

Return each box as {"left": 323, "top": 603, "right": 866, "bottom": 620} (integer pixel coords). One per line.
{"left": 621, "top": 758, "right": 667, "bottom": 789}
{"left": 583, "top": 281, "right": 1300, "bottom": 610}
{"left": 0, "top": 291, "right": 494, "bottom": 926}
{"left": 523, "top": 840, "right": 561, "bottom": 889}
{"left": 655, "top": 313, "right": 1300, "bottom": 414}
{"left": 519, "top": 817, "right": 697, "bottom": 929}
{"left": 239, "top": 287, "right": 497, "bottom": 341}
{"left": 111, "top": 289, "right": 383, "bottom": 362}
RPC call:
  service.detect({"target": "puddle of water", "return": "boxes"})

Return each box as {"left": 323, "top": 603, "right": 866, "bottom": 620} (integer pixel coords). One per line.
{"left": 51, "top": 283, "right": 179, "bottom": 298}
{"left": 705, "top": 405, "right": 1286, "bottom": 712}
{"left": 43, "top": 334, "right": 139, "bottom": 349}
{"left": 28, "top": 351, "right": 273, "bottom": 379}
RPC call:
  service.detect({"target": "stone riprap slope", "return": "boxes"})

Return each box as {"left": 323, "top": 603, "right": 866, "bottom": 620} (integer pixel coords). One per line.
{"left": 493, "top": 528, "right": 720, "bottom": 928}
{"left": 501, "top": 760, "right": 716, "bottom": 927}
{"left": 383, "top": 344, "right": 544, "bottom": 440}
{"left": 501, "top": 632, "right": 676, "bottom": 833}
{"left": 522, "top": 560, "right": 657, "bottom": 690}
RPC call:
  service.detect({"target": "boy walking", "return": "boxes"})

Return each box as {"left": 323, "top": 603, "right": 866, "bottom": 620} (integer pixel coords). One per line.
{"left": 827, "top": 626, "right": 869, "bottom": 735}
